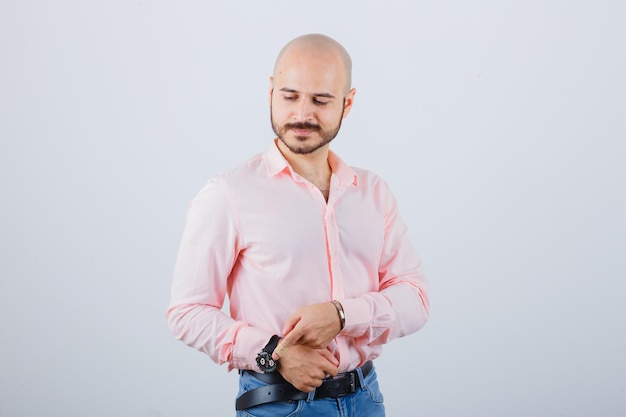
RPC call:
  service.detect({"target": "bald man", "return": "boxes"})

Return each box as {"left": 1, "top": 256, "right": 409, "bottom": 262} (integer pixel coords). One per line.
{"left": 167, "top": 34, "right": 430, "bottom": 416}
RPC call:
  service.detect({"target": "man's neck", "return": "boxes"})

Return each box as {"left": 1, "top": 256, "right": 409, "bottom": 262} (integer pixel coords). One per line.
{"left": 276, "top": 140, "right": 332, "bottom": 191}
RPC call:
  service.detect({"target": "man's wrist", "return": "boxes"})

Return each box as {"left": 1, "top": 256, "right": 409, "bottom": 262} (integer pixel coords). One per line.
{"left": 256, "top": 335, "right": 281, "bottom": 373}
{"left": 330, "top": 300, "right": 345, "bottom": 330}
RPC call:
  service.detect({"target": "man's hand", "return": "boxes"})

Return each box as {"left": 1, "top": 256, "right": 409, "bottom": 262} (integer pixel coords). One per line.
{"left": 275, "top": 344, "right": 339, "bottom": 392}
{"left": 272, "top": 302, "right": 342, "bottom": 360}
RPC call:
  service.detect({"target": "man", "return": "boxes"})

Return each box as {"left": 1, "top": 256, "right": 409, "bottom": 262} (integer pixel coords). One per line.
{"left": 167, "top": 33, "right": 430, "bottom": 416}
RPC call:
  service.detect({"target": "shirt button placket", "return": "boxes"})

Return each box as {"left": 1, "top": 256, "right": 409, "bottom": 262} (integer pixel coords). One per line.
{"left": 325, "top": 208, "right": 343, "bottom": 299}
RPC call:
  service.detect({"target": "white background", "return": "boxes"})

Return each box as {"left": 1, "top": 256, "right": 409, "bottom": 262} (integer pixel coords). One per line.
{"left": 1, "top": 1, "right": 625, "bottom": 416}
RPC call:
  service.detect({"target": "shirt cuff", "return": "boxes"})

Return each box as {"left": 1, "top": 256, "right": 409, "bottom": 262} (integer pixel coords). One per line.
{"left": 229, "top": 326, "right": 274, "bottom": 371}
{"left": 337, "top": 297, "right": 371, "bottom": 337}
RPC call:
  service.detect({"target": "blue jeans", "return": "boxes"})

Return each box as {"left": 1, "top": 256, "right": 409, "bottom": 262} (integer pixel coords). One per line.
{"left": 235, "top": 365, "right": 385, "bottom": 417}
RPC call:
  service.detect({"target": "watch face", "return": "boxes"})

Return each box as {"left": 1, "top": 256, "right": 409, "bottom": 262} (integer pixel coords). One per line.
{"left": 256, "top": 352, "right": 277, "bottom": 373}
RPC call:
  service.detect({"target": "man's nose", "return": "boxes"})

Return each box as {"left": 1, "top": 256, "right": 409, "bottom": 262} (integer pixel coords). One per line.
{"left": 293, "top": 99, "right": 314, "bottom": 121}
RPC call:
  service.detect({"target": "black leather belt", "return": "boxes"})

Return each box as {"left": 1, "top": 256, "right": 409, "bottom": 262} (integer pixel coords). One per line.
{"left": 235, "top": 361, "right": 373, "bottom": 411}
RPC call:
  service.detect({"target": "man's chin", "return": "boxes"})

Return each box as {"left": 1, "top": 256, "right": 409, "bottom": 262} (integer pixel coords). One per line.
{"left": 278, "top": 135, "right": 314, "bottom": 154}
{"left": 285, "top": 143, "right": 318, "bottom": 155}
{"left": 276, "top": 130, "right": 336, "bottom": 155}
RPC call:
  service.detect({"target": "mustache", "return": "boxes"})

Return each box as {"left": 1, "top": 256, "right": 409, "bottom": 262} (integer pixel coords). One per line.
{"left": 283, "top": 122, "right": 321, "bottom": 131}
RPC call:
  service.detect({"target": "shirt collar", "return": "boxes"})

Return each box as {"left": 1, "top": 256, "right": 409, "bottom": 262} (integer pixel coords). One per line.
{"left": 264, "top": 139, "right": 291, "bottom": 177}
{"left": 263, "top": 139, "right": 358, "bottom": 188}
{"left": 328, "top": 149, "right": 359, "bottom": 188}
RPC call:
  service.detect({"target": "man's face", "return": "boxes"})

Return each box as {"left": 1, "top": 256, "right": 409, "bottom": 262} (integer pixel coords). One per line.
{"left": 270, "top": 51, "right": 354, "bottom": 155}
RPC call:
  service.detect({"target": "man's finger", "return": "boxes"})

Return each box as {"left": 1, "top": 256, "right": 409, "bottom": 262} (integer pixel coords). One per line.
{"left": 320, "top": 357, "right": 339, "bottom": 378}
{"left": 272, "top": 325, "right": 305, "bottom": 359}
{"left": 281, "top": 314, "right": 300, "bottom": 335}
{"left": 317, "top": 348, "right": 339, "bottom": 367}
{"left": 272, "top": 343, "right": 287, "bottom": 360}
{"left": 278, "top": 325, "right": 304, "bottom": 350}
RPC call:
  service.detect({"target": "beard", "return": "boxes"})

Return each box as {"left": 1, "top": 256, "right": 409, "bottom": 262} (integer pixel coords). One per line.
{"left": 271, "top": 102, "right": 344, "bottom": 155}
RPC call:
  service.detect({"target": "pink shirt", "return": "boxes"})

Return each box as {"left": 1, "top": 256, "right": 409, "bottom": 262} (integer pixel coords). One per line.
{"left": 167, "top": 140, "right": 430, "bottom": 373}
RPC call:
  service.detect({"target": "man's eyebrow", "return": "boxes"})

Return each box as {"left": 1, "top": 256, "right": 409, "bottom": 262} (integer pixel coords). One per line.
{"left": 279, "top": 87, "right": 335, "bottom": 99}
{"left": 313, "top": 92, "right": 336, "bottom": 99}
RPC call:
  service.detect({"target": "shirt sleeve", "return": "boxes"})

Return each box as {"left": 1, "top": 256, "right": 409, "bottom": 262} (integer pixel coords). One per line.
{"left": 165, "top": 177, "right": 270, "bottom": 371}
{"left": 340, "top": 179, "right": 430, "bottom": 345}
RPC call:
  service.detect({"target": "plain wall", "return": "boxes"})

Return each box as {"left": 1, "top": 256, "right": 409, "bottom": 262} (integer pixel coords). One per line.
{"left": 1, "top": 1, "right": 624, "bottom": 416}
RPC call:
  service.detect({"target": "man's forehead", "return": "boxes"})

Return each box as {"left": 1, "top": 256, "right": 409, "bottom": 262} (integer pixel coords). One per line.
{"left": 273, "top": 33, "right": 352, "bottom": 94}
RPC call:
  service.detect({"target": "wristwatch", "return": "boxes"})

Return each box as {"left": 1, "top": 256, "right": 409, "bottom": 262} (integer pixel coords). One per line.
{"left": 256, "top": 335, "right": 281, "bottom": 373}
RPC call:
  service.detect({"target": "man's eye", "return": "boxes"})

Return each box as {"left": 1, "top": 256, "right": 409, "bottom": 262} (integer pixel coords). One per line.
{"left": 313, "top": 99, "right": 329, "bottom": 106}
{"left": 284, "top": 96, "right": 297, "bottom": 101}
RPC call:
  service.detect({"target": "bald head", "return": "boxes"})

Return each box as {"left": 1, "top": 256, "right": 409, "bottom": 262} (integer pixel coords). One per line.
{"left": 273, "top": 34, "right": 352, "bottom": 95}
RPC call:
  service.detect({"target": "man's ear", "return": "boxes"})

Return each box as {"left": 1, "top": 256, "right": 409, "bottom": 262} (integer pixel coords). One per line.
{"left": 342, "top": 88, "right": 357, "bottom": 118}
{"left": 268, "top": 76, "right": 274, "bottom": 106}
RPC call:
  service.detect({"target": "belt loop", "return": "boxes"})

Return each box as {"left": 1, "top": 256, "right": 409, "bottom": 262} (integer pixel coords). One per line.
{"left": 355, "top": 365, "right": 366, "bottom": 391}
{"left": 306, "top": 389, "right": 316, "bottom": 403}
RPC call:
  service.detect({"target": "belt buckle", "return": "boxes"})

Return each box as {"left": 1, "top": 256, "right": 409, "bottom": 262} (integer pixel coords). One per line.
{"left": 348, "top": 371, "right": 356, "bottom": 393}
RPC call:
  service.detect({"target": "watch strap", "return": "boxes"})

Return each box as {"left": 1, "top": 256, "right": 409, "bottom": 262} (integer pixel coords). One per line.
{"left": 263, "top": 335, "right": 281, "bottom": 354}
